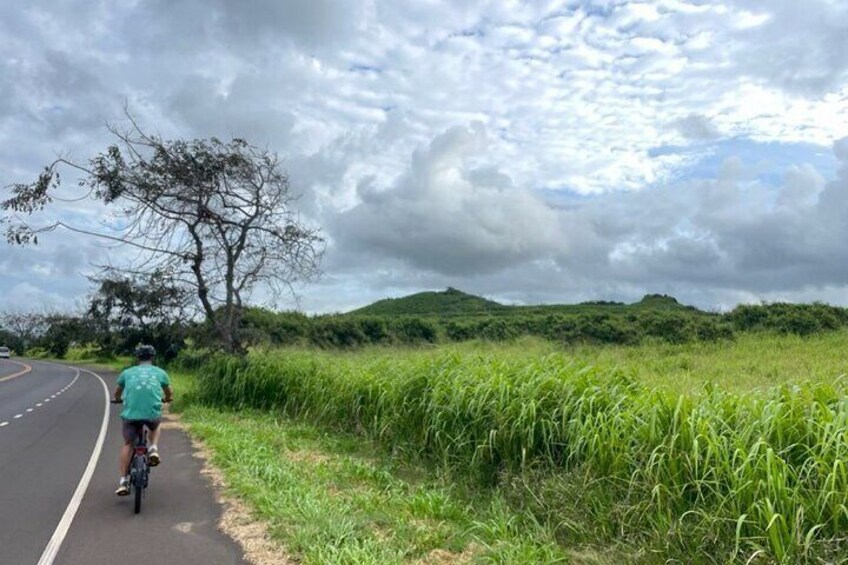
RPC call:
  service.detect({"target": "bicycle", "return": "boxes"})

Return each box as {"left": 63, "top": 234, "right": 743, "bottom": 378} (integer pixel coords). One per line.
{"left": 111, "top": 400, "right": 155, "bottom": 514}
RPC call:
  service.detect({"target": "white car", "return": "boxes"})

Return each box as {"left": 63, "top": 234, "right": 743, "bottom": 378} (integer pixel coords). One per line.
{"left": 0, "top": 346, "right": 10, "bottom": 359}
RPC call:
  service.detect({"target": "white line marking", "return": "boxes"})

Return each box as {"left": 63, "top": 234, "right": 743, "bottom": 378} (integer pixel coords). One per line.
{"left": 36, "top": 403, "right": 42, "bottom": 407}
{"left": 26, "top": 408, "right": 33, "bottom": 412}
{"left": 0, "top": 421, "right": 8, "bottom": 427}
{"left": 37, "top": 365, "right": 110, "bottom": 565}
{"left": 13, "top": 414, "right": 22, "bottom": 419}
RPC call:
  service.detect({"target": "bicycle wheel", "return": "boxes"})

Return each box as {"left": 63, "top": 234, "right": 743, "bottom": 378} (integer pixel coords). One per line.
{"left": 132, "top": 458, "right": 146, "bottom": 514}
{"left": 134, "top": 479, "right": 142, "bottom": 514}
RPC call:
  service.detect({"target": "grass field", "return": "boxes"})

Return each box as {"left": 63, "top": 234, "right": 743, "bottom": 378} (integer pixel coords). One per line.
{"left": 563, "top": 331, "right": 848, "bottom": 393}
{"left": 192, "top": 331, "right": 848, "bottom": 563}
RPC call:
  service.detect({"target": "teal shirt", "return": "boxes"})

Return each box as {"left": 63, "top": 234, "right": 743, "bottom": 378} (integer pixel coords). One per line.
{"left": 117, "top": 364, "right": 171, "bottom": 420}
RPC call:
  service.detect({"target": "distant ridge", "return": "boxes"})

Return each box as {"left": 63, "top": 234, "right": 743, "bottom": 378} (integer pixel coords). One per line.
{"left": 347, "top": 288, "right": 701, "bottom": 317}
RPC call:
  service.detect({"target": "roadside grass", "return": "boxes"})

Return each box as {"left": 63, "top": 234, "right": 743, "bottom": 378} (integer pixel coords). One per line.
{"left": 182, "top": 405, "right": 581, "bottom": 564}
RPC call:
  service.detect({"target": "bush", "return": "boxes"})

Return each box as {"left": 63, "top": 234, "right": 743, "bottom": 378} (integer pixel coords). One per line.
{"left": 309, "top": 318, "right": 369, "bottom": 348}
{"left": 391, "top": 318, "right": 438, "bottom": 344}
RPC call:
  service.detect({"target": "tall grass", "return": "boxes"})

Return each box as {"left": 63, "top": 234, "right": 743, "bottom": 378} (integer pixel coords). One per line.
{"left": 196, "top": 347, "right": 848, "bottom": 562}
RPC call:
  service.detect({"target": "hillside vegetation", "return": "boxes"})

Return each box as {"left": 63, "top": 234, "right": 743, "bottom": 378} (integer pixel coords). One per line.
{"left": 236, "top": 289, "right": 848, "bottom": 351}
{"left": 349, "top": 287, "right": 695, "bottom": 317}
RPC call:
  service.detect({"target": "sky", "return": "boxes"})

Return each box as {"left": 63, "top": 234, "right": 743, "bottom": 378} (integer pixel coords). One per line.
{"left": 1, "top": 0, "right": 847, "bottom": 313}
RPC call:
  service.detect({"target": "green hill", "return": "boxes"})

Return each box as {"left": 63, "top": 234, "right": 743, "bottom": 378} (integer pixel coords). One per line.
{"left": 348, "top": 288, "right": 703, "bottom": 318}
{"left": 633, "top": 294, "right": 695, "bottom": 310}
{"left": 349, "top": 287, "right": 507, "bottom": 316}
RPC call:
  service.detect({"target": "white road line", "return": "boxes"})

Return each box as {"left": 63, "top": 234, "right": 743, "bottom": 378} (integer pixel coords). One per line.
{"left": 0, "top": 421, "right": 8, "bottom": 427}
{"left": 13, "top": 414, "right": 22, "bottom": 419}
{"left": 37, "top": 365, "right": 110, "bottom": 565}
{"left": 26, "top": 408, "right": 33, "bottom": 412}
{"left": 36, "top": 403, "right": 42, "bottom": 407}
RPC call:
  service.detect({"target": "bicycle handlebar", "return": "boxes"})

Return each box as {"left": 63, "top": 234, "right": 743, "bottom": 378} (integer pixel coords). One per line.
{"left": 110, "top": 399, "right": 172, "bottom": 404}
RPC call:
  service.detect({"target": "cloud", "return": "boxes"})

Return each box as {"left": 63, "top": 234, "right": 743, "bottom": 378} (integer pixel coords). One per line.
{"left": 1, "top": 0, "right": 848, "bottom": 312}
{"left": 673, "top": 114, "right": 721, "bottom": 140}
{"left": 334, "top": 124, "right": 563, "bottom": 275}
{"left": 323, "top": 129, "right": 848, "bottom": 309}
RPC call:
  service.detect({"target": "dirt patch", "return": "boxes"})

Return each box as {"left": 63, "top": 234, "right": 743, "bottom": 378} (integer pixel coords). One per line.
{"left": 284, "top": 448, "right": 331, "bottom": 465}
{"left": 411, "top": 542, "right": 482, "bottom": 564}
{"left": 170, "top": 414, "right": 296, "bottom": 565}
{"left": 159, "top": 409, "right": 182, "bottom": 430}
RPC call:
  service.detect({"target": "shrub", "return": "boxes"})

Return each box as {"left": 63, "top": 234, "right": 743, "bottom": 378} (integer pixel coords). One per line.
{"left": 391, "top": 318, "right": 438, "bottom": 344}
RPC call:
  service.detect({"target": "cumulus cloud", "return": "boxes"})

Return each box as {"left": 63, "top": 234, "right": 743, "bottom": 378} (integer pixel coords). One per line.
{"left": 335, "top": 124, "right": 563, "bottom": 274}
{"left": 326, "top": 130, "right": 848, "bottom": 308}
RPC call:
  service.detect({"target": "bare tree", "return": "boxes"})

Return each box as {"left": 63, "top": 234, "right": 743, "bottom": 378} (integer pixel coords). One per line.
{"left": 2, "top": 117, "right": 324, "bottom": 354}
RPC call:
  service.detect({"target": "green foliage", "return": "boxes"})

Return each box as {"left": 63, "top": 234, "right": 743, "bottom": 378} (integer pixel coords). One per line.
{"left": 728, "top": 303, "right": 848, "bottom": 335}
{"left": 390, "top": 317, "right": 439, "bottom": 344}
{"left": 86, "top": 272, "right": 188, "bottom": 359}
{"left": 0, "top": 329, "right": 24, "bottom": 355}
{"left": 240, "top": 307, "right": 309, "bottom": 346}
{"left": 38, "top": 315, "right": 96, "bottom": 358}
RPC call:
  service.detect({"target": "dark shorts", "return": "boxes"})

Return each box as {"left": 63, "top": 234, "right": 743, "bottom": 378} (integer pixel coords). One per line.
{"left": 122, "top": 418, "right": 161, "bottom": 442}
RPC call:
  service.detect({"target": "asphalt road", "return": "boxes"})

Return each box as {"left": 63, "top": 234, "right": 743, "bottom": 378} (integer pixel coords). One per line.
{"left": 0, "top": 359, "right": 247, "bottom": 565}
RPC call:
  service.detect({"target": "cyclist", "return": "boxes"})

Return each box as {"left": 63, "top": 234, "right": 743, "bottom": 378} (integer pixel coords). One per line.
{"left": 113, "top": 344, "right": 173, "bottom": 496}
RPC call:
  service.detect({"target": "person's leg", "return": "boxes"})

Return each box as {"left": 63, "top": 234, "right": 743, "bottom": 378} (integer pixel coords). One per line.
{"left": 147, "top": 419, "right": 162, "bottom": 466}
{"left": 148, "top": 423, "right": 161, "bottom": 447}
{"left": 116, "top": 420, "right": 138, "bottom": 495}
{"left": 119, "top": 440, "right": 133, "bottom": 475}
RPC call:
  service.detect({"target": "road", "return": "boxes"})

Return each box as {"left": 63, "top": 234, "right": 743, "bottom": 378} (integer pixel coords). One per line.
{"left": 0, "top": 359, "right": 247, "bottom": 565}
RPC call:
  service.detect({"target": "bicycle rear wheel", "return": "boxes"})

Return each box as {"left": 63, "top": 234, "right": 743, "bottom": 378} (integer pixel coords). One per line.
{"left": 134, "top": 480, "right": 142, "bottom": 514}
{"left": 132, "top": 457, "right": 146, "bottom": 514}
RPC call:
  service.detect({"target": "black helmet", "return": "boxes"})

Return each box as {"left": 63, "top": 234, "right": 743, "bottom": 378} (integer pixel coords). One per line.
{"left": 135, "top": 344, "right": 156, "bottom": 361}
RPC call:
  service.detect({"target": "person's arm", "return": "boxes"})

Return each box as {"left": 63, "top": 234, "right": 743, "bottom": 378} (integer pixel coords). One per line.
{"left": 159, "top": 369, "right": 173, "bottom": 403}
{"left": 114, "top": 371, "right": 126, "bottom": 402}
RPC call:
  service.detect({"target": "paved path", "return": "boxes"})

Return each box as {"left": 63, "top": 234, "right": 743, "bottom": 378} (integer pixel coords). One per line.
{"left": 0, "top": 359, "right": 247, "bottom": 565}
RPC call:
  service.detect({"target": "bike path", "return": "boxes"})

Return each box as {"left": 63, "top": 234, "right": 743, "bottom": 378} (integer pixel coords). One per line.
{"left": 55, "top": 366, "right": 247, "bottom": 565}
{"left": 0, "top": 361, "right": 101, "bottom": 565}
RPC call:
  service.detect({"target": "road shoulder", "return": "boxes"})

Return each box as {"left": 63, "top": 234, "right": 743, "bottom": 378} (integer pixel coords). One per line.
{"left": 54, "top": 366, "right": 248, "bottom": 565}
